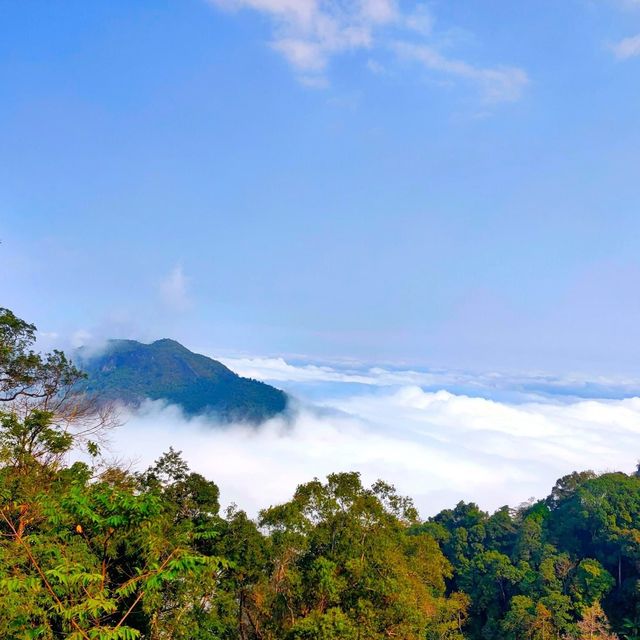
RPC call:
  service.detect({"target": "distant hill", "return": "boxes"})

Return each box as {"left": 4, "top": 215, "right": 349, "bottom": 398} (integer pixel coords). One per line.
{"left": 79, "top": 338, "right": 287, "bottom": 423}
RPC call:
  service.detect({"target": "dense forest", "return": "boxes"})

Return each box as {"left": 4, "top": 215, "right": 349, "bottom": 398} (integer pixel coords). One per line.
{"left": 1, "top": 306, "right": 639, "bottom": 640}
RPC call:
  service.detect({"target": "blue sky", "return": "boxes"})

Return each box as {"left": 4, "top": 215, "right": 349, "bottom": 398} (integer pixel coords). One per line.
{"left": 2, "top": 0, "right": 640, "bottom": 375}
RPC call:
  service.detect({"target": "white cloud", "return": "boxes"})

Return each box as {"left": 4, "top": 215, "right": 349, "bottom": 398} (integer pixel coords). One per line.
{"left": 159, "top": 265, "right": 191, "bottom": 312}
{"left": 217, "top": 354, "right": 472, "bottom": 387}
{"left": 361, "top": 0, "right": 398, "bottom": 24}
{"left": 218, "top": 354, "right": 468, "bottom": 386}
{"left": 71, "top": 329, "right": 94, "bottom": 349}
{"left": 105, "top": 386, "right": 640, "bottom": 518}
{"left": 218, "top": 355, "right": 377, "bottom": 383}
{"left": 211, "top": 0, "right": 394, "bottom": 79}
{"left": 610, "top": 33, "right": 640, "bottom": 59}
{"left": 217, "top": 354, "right": 640, "bottom": 400}
{"left": 404, "top": 4, "right": 432, "bottom": 35}
{"left": 207, "top": 0, "right": 527, "bottom": 102}
{"left": 393, "top": 42, "right": 529, "bottom": 103}
{"left": 366, "top": 58, "right": 386, "bottom": 74}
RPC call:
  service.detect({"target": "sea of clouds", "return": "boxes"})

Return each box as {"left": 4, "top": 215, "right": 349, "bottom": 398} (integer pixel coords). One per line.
{"left": 105, "top": 356, "right": 640, "bottom": 519}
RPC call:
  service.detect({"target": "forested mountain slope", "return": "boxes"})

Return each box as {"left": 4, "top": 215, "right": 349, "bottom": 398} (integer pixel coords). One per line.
{"left": 80, "top": 338, "right": 287, "bottom": 423}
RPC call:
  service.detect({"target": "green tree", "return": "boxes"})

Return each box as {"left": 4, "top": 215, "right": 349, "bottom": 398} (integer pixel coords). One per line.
{"left": 571, "top": 559, "right": 616, "bottom": 612}
{"left": 256, "top": 472, "right": 467, "bottom": 640}
{"left": 0, "top": 309, "right": 228, "bottom": 638}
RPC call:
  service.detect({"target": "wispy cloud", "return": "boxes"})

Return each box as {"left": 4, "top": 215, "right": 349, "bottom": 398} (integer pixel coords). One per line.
{"left": 159, "top": 264, "right": 191, "bottom": 312}
{"left": 211, "top": 0, "right": 394, "bottom": 75}
{"left": 403, "top": 4, "right": 432, "bottom": 35}
{"left": 610, "top": 33, "right": 640, "bottom": 59}
{"left": 606, "top": 0, "right": 640, "bottom": 59}
{"left": 366, "top": 58, "right": 386, "bottom": 74}
{"left": 208, "top": 0, "right": 528, "bottom": 102}
{"left": 393, "top": 42, "right": 529, "bottom": 103}
{"left": 613, "top": 0, "right": 640, "bottom": 10}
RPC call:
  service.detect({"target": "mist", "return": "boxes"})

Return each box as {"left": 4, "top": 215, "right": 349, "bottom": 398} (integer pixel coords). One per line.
{"left": 105, "top": 378, "right": 640, "bottom": 519}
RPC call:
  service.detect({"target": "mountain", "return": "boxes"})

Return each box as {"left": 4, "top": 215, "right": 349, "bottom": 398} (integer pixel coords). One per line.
{"left": 79, "top": 338, "right": 287, "bottom": 423}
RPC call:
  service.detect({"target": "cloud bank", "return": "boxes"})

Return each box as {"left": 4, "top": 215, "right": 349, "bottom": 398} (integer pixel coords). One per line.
{"left": 218, "top": 354, "right": 640, "bottom": 401}
{"left": 107, "top": 383, "right": 640, "bottom": 519}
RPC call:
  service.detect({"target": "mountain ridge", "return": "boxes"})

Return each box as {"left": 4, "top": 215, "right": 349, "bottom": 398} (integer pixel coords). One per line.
{"left": 79, "top": 338, "right": 288, "bottom": 423}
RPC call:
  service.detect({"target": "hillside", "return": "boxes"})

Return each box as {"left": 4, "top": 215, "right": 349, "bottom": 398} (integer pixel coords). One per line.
{"left": 79, "top": 338, "right": 287, "bottom": 422}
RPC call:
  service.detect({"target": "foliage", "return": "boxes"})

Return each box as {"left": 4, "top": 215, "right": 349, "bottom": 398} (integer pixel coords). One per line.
{"left": 0, "top": 307, "right": 83, "bottom": 405}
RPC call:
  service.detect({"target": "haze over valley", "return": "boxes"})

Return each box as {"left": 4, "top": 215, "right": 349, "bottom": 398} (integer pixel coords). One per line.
{"left": 58, "top": 332, "right": 640, "bottom": 517}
